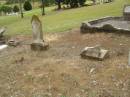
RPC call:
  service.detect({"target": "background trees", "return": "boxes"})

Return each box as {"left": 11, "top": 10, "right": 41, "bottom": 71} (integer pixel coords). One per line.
{"left": 23, "top": 0, "right": 32, "bottom": 11}
{"left": 13, "top": 5, "right": 20, "bottom": 12}
{"left": 55, "top": 0, "right": 86, "bottom": 9}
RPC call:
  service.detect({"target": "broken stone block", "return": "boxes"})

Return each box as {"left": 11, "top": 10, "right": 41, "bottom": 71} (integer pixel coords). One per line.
{"left": 7, "top": 39, "right": 20, "bottom": 47}
{"left": 0, "top": 37, "right": 6, "bottom": 45}
{"left": 80, "top": 46, "right": 109, "bottom": 60}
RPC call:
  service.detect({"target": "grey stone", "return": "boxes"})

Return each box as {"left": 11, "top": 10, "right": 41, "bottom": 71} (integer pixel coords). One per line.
{"left": 31, "top": 15, "right": 49, "bottom": 51}
{"left": 7, "top": 39, "right": 20, "bottom": 47}
{"left": 0, "top": 27, "right": 6, "bottom": 45}
{"left": 0, "top": 27, "right": 6, "bottom": 37}
{"left": 80, "top": 46, "right": 109, "bottom": 60}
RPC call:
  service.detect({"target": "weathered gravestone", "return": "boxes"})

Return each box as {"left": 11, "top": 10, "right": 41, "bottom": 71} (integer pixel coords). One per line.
{"left": 80, "top": 45, "right": 109, "bottom": 60}
{"left": 31, "top": 15, "right": 49, "bottom": 51}
{"left": 0, "top": 27, "right": 6, "bottom": 37}
{"left": 0, "top": 27, "right": 6, "bottom": 44}
{"left": 123, "top": 5, "right": 130, "bottom": 21}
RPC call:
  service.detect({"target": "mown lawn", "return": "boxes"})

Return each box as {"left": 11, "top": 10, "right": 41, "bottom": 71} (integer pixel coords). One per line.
{"left": 0, "top": 0, "right": 129, "bottom": 35}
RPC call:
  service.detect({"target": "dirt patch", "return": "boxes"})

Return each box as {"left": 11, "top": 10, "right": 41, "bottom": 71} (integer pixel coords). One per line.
{"left": 0, "top": 28, "right": 130, "bottom": 97}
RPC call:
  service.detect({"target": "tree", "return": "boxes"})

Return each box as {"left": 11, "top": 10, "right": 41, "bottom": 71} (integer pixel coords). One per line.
{"left": 23, "top": 0, "right": 32, "bottom": 11}
{"left": 13, "top": 5, "right": 19, "bottom": 12}
{"left": 63, "top": 0, "right": 86, "bottom": 8}
{"left": 41, "top": 0, "right": 45, "bottom": 15}
{"left": 19, "top": 0, "right": 24, "bottom": 18}
{"left": 55, "top": 0, "right": 63, "bottom": 9}
{"left": 6, "top": 0, "right": 25, "bottom": 4}
{"left": 70, "top": 0, "right": 78, "bottom": 8}
{"left": 0, "top": 5, "right": 12, "bottom": 14}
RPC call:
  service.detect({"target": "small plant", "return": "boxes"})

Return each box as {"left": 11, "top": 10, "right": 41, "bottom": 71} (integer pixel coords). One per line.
{"left": 13, "top": 5, "right": 19, "bottom": 13}
{"left": 23, "top": 0, "right": 32, "bottom": 11}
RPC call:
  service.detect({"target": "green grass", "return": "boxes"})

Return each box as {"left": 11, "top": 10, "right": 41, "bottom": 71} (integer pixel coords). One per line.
{"left": 0, "top": 0, "right": 130, "bottom": 35}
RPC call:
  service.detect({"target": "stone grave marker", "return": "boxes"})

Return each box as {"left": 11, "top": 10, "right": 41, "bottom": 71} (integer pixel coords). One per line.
{"left": 80, "top": 45, "right": 109, "bottom": 60}
{"left": 31, "top": 15, "right": 49, "bottom": 51}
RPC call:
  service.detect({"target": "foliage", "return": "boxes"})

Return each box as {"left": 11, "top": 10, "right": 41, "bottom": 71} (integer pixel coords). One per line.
{"left": 78, "top": 0, "right": 86, "bottom": 6}
{"left": 23, "top": 0, "right": 32, "bottom": 11}
{"left": 56, "top": 0, "right": 86, "bottom": 9}
{"left": 44, "top": 0, "right": 55, "bottom": 6}
{"left": 13, "top": 5, "right": 19, "bottom": 13}
{"left": 55, "top": 0, "right": 64, "bottom": 9}
{"left": 5, "top": 0, "right": 25, "bottom": 4}
{"left": 0, "top": 5, "right": 12, "bottom": 13}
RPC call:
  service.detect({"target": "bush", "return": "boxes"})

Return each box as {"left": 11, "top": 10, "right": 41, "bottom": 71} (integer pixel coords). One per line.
{"left": 70, "top": 0, "right": 78, "bottom": 8}
{"left": 63, "top": 0, "right": 86, "bottom": 8}
{"left": 78, "top": 0, "right": 86, "bottom": 6}
{"left": 13, "top": 5, "right": 19, "bottom": 13}
{"left": 23, "top": 0, "right": 32, "bottom": 11}
{"left": 0, "top": 5, "right": 12, "bottom": 14}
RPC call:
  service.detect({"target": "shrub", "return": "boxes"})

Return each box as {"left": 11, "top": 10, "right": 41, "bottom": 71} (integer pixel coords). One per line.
{"left": 13, "top": 5, "right": 19, "bottom": 13}
{"left": 0, "top": 5, "right": 12, "bottom": 14}
{"left": 23, "top": 0, "right": 32, "bottom": 11}
{"left": 70, "top": 0, "right": 79, "bottom": 8}
{"left": 63, "top": 0, "right": 86, "bottom": 8}
{"left": 78, "top": 0, "right": 86, "bottom": 6}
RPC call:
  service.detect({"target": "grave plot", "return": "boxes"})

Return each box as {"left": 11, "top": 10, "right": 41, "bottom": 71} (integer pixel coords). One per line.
{"left": 80, "top": 5, "right": 130, "bottom": 33}
{"left": 0, "top": 28, "right": 130, "bottom": 97}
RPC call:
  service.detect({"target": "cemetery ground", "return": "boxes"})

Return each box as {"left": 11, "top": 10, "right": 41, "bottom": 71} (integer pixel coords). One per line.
{"left": 0, "top": 0, "right": 130, "bottom": 97}
{"left": 0, "top": 28, "right": 130, "bottom": 97}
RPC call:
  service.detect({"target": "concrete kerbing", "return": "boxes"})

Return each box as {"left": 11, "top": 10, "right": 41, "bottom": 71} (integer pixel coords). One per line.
{"left": 80, "top": 16, "right": 130, "bottom": 33}
{"left": 80, "top": 5, "right": 130, "bottom": 34}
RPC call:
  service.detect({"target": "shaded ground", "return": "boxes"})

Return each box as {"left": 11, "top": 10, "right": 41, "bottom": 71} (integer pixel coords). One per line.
{"left": 0, "top": 29, "right": 130, "bottom": 97}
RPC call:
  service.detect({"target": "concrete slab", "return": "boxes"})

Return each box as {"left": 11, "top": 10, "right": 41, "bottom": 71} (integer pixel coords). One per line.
{"left": 80, "top": 46, "right": 109, "bottom": 60}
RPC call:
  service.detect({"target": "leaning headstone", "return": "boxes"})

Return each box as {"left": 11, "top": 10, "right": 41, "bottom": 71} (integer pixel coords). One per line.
{"left": 30, "top": 15, "right": 49, "bottom": 51}
{"left": 80, "top": 45, "right": 109, "bottom": 60}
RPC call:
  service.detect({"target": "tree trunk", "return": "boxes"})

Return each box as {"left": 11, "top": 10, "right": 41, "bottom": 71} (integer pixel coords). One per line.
{"left": 41, "top": 0, "right": 45, "bottom": 15}
{"left": 58, "top": 1, "right": 61, "bottom": 9}
{"left": 19, "top": 0, "right": 24, "bottom": 18}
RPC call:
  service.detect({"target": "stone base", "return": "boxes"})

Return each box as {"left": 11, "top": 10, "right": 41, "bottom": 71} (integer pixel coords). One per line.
{"left": 31, "top": 42, "right": 49, "bottom": 51}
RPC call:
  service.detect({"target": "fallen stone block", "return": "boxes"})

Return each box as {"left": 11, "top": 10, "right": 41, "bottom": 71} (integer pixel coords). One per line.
{"left": 80, "top": 46, "right": 109, "bottom": 60}
{"left": 7, "top": 39, "right": 20, "bottom": 47}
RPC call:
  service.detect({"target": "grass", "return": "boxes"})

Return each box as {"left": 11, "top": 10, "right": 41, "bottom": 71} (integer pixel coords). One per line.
{"left": 0, "top": 0, "right": 130, "bottom": 35}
